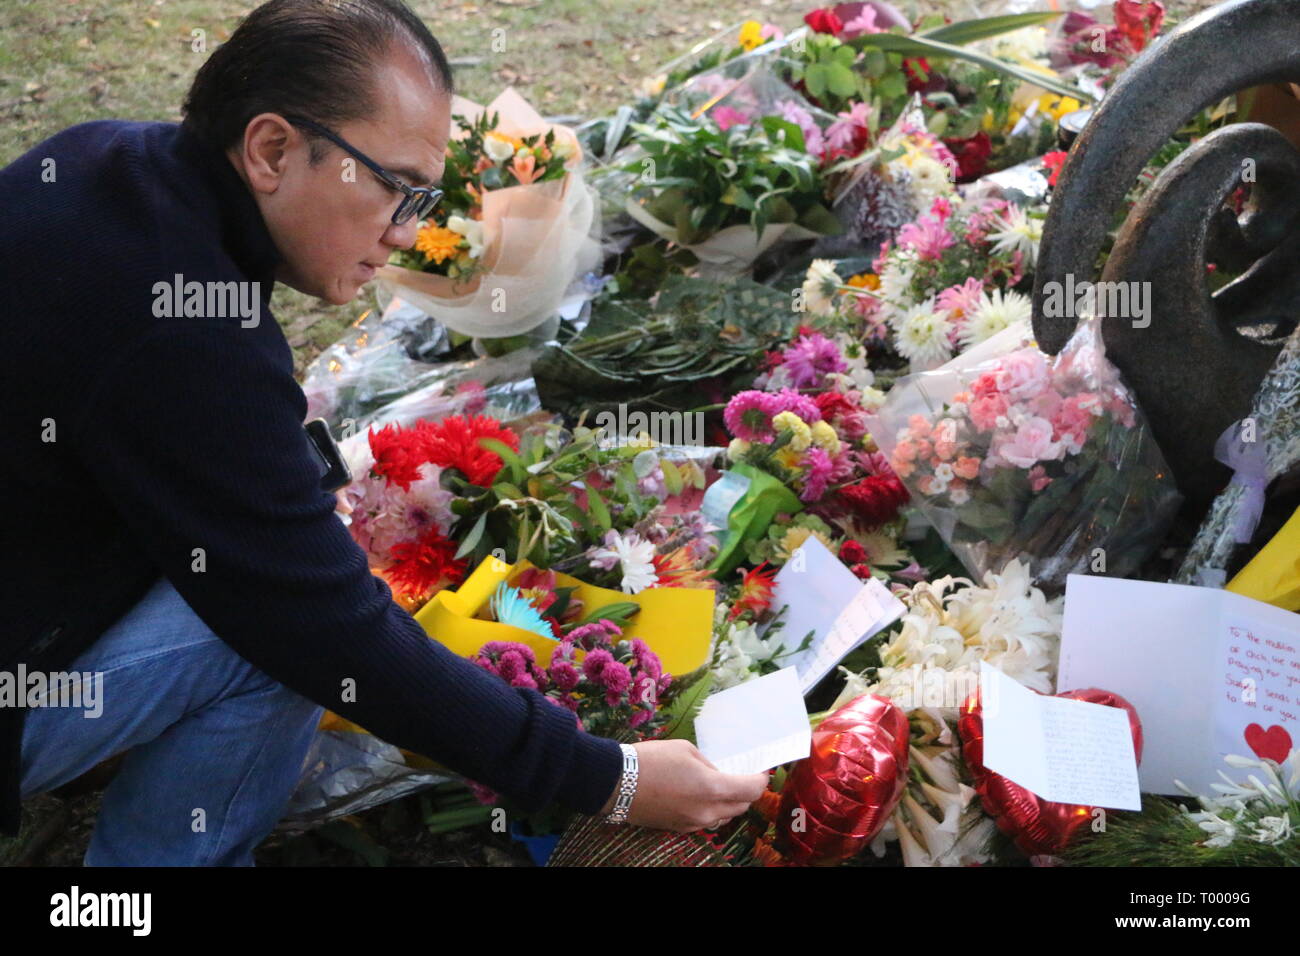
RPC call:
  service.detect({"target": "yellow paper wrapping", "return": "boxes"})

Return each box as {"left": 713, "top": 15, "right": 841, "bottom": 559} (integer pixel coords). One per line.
{"left": 319, "top": 556, "right": 715, "bottom": 736}
{"left": 414, "top": 556, "right": 714, "bottom": 677}
{"left": 1226, "top": 505, "right": 1300, "bottom": 612}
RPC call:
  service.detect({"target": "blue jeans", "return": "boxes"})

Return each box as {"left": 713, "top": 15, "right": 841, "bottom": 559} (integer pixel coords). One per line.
{"left": 19, "top": 576, "right": 324, "bottom": 865}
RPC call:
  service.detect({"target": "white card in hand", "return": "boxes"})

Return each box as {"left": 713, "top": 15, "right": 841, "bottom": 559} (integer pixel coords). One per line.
{"left": 980, "top": 663, "right": 1142, "bottom": 811}
{"left": 769, "top": 536, "right": 905, "bottom": 693}
{"left": 694, "top": 667, "right": 811, "bottom": 775}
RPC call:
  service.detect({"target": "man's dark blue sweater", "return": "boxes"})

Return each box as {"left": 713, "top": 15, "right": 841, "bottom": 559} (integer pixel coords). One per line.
{"left": 0, "top": 120, "right": 621, "bottom": 836}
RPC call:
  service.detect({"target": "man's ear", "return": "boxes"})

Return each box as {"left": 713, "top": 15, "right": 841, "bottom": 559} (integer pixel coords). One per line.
{"left": 238, "top": 113, "right": 298, "bottom": 195}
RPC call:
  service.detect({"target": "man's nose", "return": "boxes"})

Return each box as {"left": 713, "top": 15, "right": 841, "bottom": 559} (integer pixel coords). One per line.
{"left": 383, "top": 215, "right": 421, "bottom": 250}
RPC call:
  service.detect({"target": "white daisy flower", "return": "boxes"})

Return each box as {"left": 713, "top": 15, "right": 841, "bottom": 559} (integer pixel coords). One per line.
{"left": 893, "top": 297, "right": 954, "bottom": 368}
{"left": 801, "top": 259, "right": 841, "bottom": 316}
{"left": 960, "top": 288, "right": 1033, "bottom": 350}
{"left": 989, "top": 205, "right": 1043, "bottom": 267}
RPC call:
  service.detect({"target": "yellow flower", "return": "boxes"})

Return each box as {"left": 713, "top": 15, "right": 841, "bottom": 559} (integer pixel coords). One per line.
{"left": 414, "top": 223, "right": 463, "bottom": 264}
{"left": 811, "top": 420, "right": 841, "bottom": 456}
{"left": 777, "top": 525, "right": 834, "bottom": 561}
{"left": 738, "top": 20, "right": 765, "bottom": 51}
{"left": 774, "top": 445, "right": 804, "bottom": 470}
{"left": 846, "top": 273, "right": 880, "bottom": 291}
{"left": 727, "top": 438, "right": 752, "bottom": 462}
{"left": 1036, "top": 93, "right": 1082, "bottom": 124}
{"left": 772, "top": 412, "right": 812, "bottom": 451}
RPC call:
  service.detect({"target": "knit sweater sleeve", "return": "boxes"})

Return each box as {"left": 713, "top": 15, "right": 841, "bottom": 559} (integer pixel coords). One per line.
{"left": 70, "top": 320, "right": 622, "bottom": 815}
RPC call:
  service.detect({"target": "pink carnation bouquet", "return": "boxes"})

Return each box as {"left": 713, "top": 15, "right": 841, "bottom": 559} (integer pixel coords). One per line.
{"left": 868, "top": 316, "right": 1181, "bottom": 591}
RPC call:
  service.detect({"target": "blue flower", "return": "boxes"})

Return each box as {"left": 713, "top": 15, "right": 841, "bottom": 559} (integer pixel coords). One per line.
{"left": 490, "top": 583, "right": 556, "bottom": 640}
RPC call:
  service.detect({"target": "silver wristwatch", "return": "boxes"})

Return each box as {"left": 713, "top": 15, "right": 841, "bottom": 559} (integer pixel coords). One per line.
{"left": 603, "top": 744, "right": 639, "bottom": 824}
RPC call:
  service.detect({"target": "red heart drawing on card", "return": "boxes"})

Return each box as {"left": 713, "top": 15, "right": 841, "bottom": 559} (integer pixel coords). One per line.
{"left": 1244, "top": 723, "right": 1293, "bottom": 763}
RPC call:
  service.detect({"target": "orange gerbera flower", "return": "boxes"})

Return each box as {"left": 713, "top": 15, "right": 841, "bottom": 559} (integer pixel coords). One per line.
{"left": 414, "top": 223, "right": 462, "bottom": 264}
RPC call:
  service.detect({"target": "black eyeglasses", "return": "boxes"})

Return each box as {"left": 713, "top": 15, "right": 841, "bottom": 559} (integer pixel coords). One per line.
{"left": 284, "top": 115, "right": 443, "bottom": 226}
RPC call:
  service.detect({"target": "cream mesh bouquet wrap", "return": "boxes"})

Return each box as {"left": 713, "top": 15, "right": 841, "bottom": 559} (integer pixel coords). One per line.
{"left": 376, "top": 88, "right": 601, "bottom": 338}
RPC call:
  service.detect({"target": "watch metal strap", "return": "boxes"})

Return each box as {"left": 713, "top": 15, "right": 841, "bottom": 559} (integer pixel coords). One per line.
{"left": 604, "top": 743, "right": 639, "bottom": 824}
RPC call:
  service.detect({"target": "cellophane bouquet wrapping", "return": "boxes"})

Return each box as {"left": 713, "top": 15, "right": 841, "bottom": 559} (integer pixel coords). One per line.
{"left": 866, "top": 315, "right": 1181, "bottom": 592}
{"left": 301, "top": 295, "right": 544, "bottom": 435}
{"left": 377, "top": 88, "right": 601, "bottom": 338}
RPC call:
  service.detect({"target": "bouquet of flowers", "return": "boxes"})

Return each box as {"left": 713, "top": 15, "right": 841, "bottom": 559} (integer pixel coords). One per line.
{"left": 621, "top": 102, "right": 840, "bottom": 273}
{"left": 471, "top": 596, "right": 673, "bottom": 738}
{"left": 379, "top": 88, "right": 600, "bottom": 338}
{"left": 802, "top": 193, "right": 1043, "bottom": 371}
{"left": 867, "top": 316, "right": 1182, "bottom": 592}
{"left": 338, "top": 414, "right": 525, "bottom": 607}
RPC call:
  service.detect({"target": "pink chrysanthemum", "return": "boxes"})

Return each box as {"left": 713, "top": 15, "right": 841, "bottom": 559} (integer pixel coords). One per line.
{"left": 897, "top": 214, "right": 955, "bottom": 262}
{"left": 768, "top": 387, "right": 822, "bottom": 423}
{"left": 800, "top": 446, "right": 834, "bottom": 502}
{"left": 937, "top": 277, "right": 985, "bottom": 319}
{"left": 724, "top": 390, "right": 781, "bottom": 441}
{"left": 781, "top": 333, "right": 847, "bottom": 388}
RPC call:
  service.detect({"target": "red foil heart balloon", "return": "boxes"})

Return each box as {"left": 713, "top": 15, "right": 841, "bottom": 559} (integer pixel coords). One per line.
{"left": 776, "top": 694, "right": 910, "bottom": 865}
{"left": 958, "top": 687, "right": 1144, "bottom": 859}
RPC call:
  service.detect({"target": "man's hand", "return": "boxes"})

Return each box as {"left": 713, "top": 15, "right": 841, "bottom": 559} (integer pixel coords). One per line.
{"left": 599, "top": 739, "right": 770, "bottom": 832}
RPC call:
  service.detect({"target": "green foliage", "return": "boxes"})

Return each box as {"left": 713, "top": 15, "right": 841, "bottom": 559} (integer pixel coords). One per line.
{"left": 624, "top": 103, "right": 836, "bottom": 240}
{"left": 1065, "top": 797, "right": 1300, "bottom": 867}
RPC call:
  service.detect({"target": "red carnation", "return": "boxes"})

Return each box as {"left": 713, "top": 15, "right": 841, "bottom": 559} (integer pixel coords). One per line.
{"left": 814, "top": 390, "right": 858, "bottom": 423}
{"left": 839, "top": 539, "right": 868, "bottom": 565}
{"left": 835, "top": 474, "right": 910, "bottom": 529}
{"left": 804, "top": 8, "right": 844, "bottom": 35}
{"left": 943, "top": 131, "right": 993, "bottom": 181}
{"left": 385, "top": 526, "right": 468, "bottom": 601}
{"left": 849, "top": 562, "right": 873, "bottom": 581}
{"left": 416, "top": 414, "right": 519, "bottom": 487}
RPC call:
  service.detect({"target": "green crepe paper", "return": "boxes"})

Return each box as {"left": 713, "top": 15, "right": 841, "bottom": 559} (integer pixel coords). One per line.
{"left": 708, "top": 462, "right": 804, "bottom": 578}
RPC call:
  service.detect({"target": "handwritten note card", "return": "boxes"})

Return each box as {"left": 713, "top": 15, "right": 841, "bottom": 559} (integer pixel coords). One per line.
{"left": 768, "top": 537, "right": 906, "bottom": 693}
{"left": 1059, "top": 575, "right": 1300, "bottom": 795}
{"left": 695, "top": 667, "right": 811, "bottom": 774}
{"left": 980, "top": 663, "right": 1142, "bottom": 810}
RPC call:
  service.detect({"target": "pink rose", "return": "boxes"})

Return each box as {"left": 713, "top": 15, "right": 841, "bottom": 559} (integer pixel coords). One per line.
{"left": 968, "top": 393, "right": 1009, "bottom": 432}
{"left": 994, "top": 350, "right": 1051, "bottom": 402}
{"left": 998, "top": 417, "right": 1063, "bottom": 469}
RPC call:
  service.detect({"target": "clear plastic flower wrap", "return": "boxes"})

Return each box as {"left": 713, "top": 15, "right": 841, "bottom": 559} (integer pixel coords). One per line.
{"left": 865, "top": 315, "right": 1182, "bottom": 593}
{"left": 300, "top": 295, "right": 544, "bottom": 435}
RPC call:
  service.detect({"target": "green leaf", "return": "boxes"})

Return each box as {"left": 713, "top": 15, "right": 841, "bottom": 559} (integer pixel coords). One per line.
{"left": 479, "top": 438, "right": 526, "bottom": 485}
{"left": 920, "top": 12, "right": 1062, "bottom": 45}
{"left": 454, "top": 512, "right": 488, "bottom": 560}
{"left": 575, "top": 601, "right": 641, "bottom": 629}
{"left": 804, "top": 62, "right": 829, "bottom": 99}
{"left": 660, "top": 458, "right": 684, "bottom": 496}
{"left": 760, "top": 116, "right": 805, "bottom": 154}
{"left": 658, "top": 672, "right": 714, "bottom": 745}
{"left": 826, "top": 62, "right": 858, "bottom": 99}
{"left": 586, "top": 485, "right": 612, "bottom": 531}
{"left": 851, "top": 32, "right": 1092, "bottom": 102}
